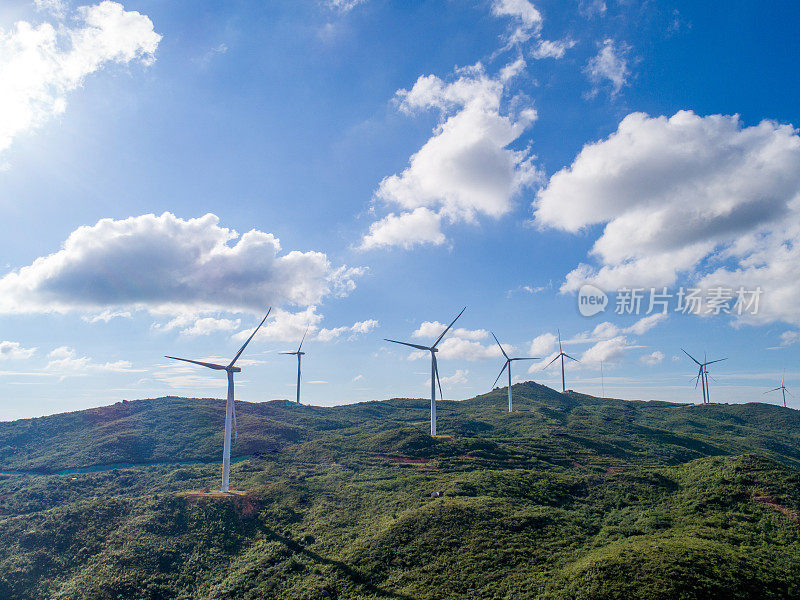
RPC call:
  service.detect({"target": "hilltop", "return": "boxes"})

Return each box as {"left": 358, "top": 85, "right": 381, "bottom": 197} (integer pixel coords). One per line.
{"left": 0, "top": 383, "right": 798, "bottom": 599}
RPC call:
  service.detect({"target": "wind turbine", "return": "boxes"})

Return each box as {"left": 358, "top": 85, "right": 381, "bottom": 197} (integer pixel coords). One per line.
{"left": 543, "top": 329, "right": 579, "bottom": 393}
{"left": 490, "top": 332, "right": 538, "bottom": 412}
{"left": 166, "top": 308, "right": 271, "bottom": 493}
{"left": 765, "top": 371, "right": 791, "bottom": 407}
{"left": 385, "top": 307, "right": 466, "bottom": 436}
{"left": 281, "top": 327, "right": 308, "bottom": 404}
{"left": 682, "top": 349, "right": 727, "bottom": 404}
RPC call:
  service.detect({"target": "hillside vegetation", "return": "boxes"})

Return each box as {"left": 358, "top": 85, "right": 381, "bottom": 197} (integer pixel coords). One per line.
{"left": 0, "top": 382, "right": 798, "bottom": 599}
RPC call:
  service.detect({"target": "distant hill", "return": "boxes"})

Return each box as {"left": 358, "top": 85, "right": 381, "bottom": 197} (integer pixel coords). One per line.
{"left": 0, "top": 382, "right": 798, "bottom": 599}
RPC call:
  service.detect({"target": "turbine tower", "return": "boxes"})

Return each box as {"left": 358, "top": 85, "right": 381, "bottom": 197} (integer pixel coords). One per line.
{"left": 765, "top": 371, "right": 791, "bottom": 407}
{"left": 166, "top": 308, "right": 271, "bottom": 493}
{"left": 543, "top": 329, "right": 579, "bottom": 393}
{"left": 385, "top": 307, "right": 466, "bottom": 436}
{"left": 682, "top": 349, "right": 727, "bottom": 404}
{"left": 281, "top": 327, "right": 308, "bottom": 405}
{"left": 490, "top": 332, "right": 538, "bottom": 412}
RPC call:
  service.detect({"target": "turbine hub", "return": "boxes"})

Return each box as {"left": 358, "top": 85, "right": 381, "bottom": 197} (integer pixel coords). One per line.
{"left": 228, "top": 366, "right": 242, "bottom": 373}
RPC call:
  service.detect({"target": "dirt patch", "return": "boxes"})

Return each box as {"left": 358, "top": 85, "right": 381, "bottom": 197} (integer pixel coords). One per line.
{"left": 754, "top": 494, "right": 800, "bottom": 525}
{"left": 180, "top": 489, "right": 261, "bottom": 517}
{"left": 377, "top": 453, "right": 431, "bottom": 465}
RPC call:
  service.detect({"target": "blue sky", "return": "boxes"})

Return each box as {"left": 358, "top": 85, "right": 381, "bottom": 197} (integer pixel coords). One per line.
{"left": 1, "top": 0, "right": 799, "bottom": 419}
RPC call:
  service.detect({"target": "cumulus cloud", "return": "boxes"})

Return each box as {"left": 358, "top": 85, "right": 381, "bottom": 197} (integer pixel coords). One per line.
{"left": 581, "top": 335, "right": 632, "bottom": 364}
{"left": 0, "top": 341, "right": 36, "bottom": 360}
{"left": 412, "top": 321, "right": 488, "bottom": 341}
{"left": 0, "top": 213, "right": 364, "bottom": 317}
{"left": 435, "top": 368, "right": 469, "bottom": 389}
{"left": 317, "top": 318, "right": 379, "bottom": 342}
{"left": 529, "top": 332, "right": 557, "bottom": 355}
{"left": 180, "top": 317, "right": 241, "bottom": 337}
{"left": 360, "top": 62, "right": 541, "bottom": 250}
{"left": 360, "top": 208, "right": 445, "bottom": 250}
{"left": 534, "top": 111, "right": 800, "bottom": 325}
{"left": 45, "top": 345, "right": 137, "bottom": 375}
{"left": 640, "top": 350, "right": 665, "bottom": 365}
{"left": 0, "top": 1, "right": 161, "bottom": 156}
{"left": 584, "top": 39, "right": 630, "bottom": 97}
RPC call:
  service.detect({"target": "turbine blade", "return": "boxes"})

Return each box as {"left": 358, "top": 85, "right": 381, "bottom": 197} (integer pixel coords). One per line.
{"left": 297, "top": 326, "right": 309, "bottom": 353}
{"left": 432, "top": 306, "right": 466, "bottom": 348}
{"left": 682, "top": 348, "right": 702, "bottom": 366}
{"left": 492, "top": 361, "right": 509, "bottom": 388}
{"left": 280, "top": 351, "right": 298, "bottom": 355}
{"left": 229, "top": 307, "right": 271, "bottom": 368}
{"left": 705, "top": 357, "right": 727, "bottom": 366}
{"left": 165, "top": 356, "right": 227, "bottom": 370}
{"left": 433, "top": 355, "right": 444, "bottom": 401}
{"left": 491, "top": 331, "right": 509, "bottom": 360}
{"left": 558, "top": 329, "right": 563, "bottom": 354}
{"left": 544, "top": 354, "right": 560, "bottom": 369}
{"left": 765, "top": 387, "right": 782, "bottom": 393}
{"left": 510, "top": 357, "right": 538, "bottom": 361}
{"left": 384, "top": 339, "right": 431, "bottom": 351}
{"left": 232, "top": 401, "right": 237, "bottom": 443}
{"left": 564, "top": 353, "right": 580, "bottom": 362}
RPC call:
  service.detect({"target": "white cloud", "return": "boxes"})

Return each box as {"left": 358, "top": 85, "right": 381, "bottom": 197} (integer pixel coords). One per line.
{"left": 534, "top": 111, "right": 800, "bottom": 325}
{"left": 640, "top": 350, "right": 665, "bottom": 365}
{"left": 780, "top": 331, "right": 800, "bottom": 347}
{"left": 81, "top": 309, "right": 132, "bottom": 323}
{"left": 581, "top": 335, "right": 632, "bottom": 364}
{"left": 327, "top": 0, "right": 367, "bottom": 12}
{"left": 0, "top": 1, "right": 161, "bottom": 156}
{"left": 234, "top": 306, "right": 322, "bottom": 344}
{"left": 491, "top": 0, "right": 542, "bottom": 33}
{"left": 34, "top": 0, "right": 67, "bottom": 18}
{"left": 437, "top": 368, "right": 469, "bottom": 388}
{"left": 0, "top": 213, "right": 363, "bottom": 317}
{"left": 361, "top": 62, "right": 541, "bottom": 249}
{"left": 532, "top": 38, "right": 576, "bottom": 59}
{"left": 584, "top": 39, "right": 630, "bottom": 97}
{"left": 45, "top": 345, "right": 136, "bottom": 374}
{"left": 529, "top": 332, "right": 557, "bottom": 355}
{"left": 402, "top": 321, "right": 503, "bottom": 361}
{"left": 0, "top": 341, "right": 36, "bottom": 360}
{"left": 360, "top": 208, "right": 445, "bottom": 250}
{"left": 625, "top": 313, "right": 667, "bottom": 335}
{"left": 412, "top": 321, "right": 488, "bottom": 341}
{"left": 181, "top": 317, "right": 241, "bottom": 337}
{"left": 317, "top": 318, "right": 378, "bottom": 342}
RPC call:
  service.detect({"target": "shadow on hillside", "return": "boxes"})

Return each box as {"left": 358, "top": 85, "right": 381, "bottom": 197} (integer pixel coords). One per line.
{"left": 264, "top": 527, "right": 416, "bottom": 600}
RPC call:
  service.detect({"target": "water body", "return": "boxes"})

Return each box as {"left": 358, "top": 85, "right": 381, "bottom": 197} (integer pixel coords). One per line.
{"left": 0, "top": 455, "right": 252, "bottom": 476}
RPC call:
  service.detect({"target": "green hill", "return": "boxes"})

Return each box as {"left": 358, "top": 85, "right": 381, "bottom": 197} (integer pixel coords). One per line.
{"left": 0, "top": 382, "right": 798, "bottom": 599}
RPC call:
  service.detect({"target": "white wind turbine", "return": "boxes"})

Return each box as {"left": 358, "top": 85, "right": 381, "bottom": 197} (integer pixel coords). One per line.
{"left": 385, "top": 307, "right": 466, "bottom": 436}
{"left": 765, "top": 370, "right": 791, "bottom": 408}
{"left": 281, "top": 327, "right": 308, "bottom": 405}
{"left": 166, "top": 308, "right": 271, "bottom": 493}
{"left": 543, "top": 329, "right": 579, "bottom": 393}
{"left": 683, "top": 349, "right": 727, "bottom": 404}
{"left": 490, "top": 332, "right": 538, "bottom": 412}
